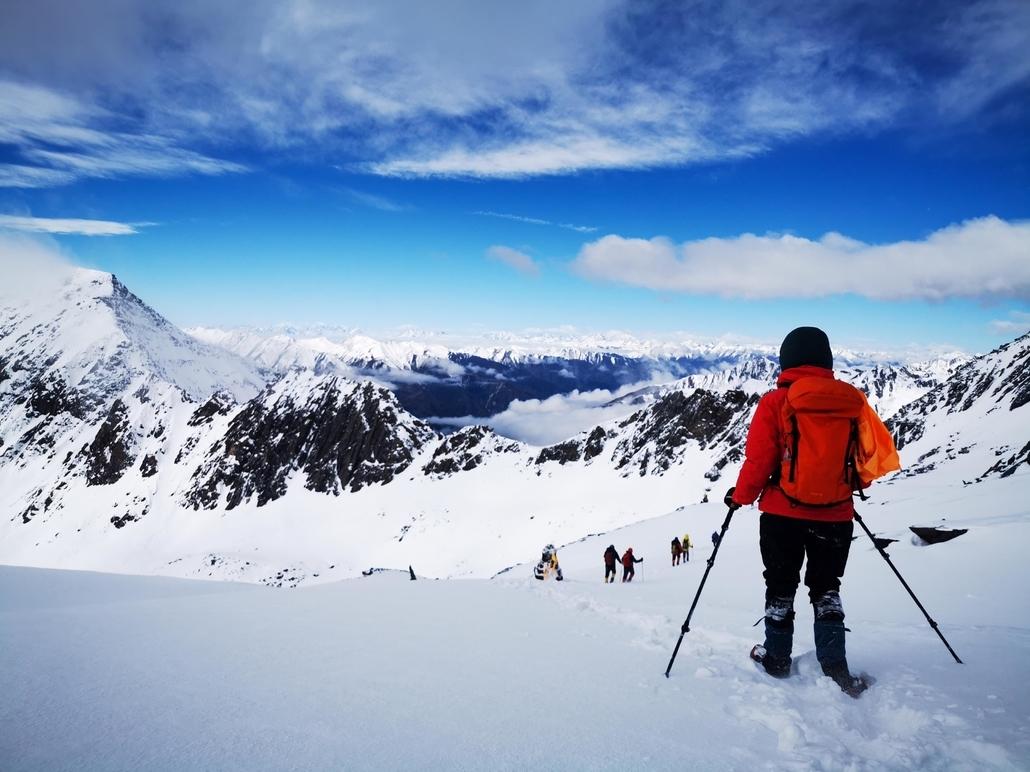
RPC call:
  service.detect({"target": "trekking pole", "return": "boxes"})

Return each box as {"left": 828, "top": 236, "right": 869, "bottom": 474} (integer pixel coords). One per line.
{"left": 664, "top": 505, "right": 736, "bottom": 678}
{"left": 853, "top": 510, "right": 963, "bottom": 664}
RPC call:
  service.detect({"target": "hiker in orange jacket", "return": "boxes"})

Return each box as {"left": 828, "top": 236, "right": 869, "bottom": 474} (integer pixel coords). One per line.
{"left": 729, "top": 326, "right": 897, "bottom": 695}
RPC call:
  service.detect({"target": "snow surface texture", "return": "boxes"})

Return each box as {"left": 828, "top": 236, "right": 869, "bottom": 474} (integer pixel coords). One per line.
{"left": 2, "top": 475, "right": 1028, "bottom": 770}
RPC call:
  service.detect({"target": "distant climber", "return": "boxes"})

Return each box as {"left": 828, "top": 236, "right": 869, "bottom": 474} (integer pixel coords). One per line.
{"left": 682, "top": 533, "right": 692, "bottom": 562}
{"left": 603, "top": 545, "right": 620, "bottom": 583}
{"left": 711, "top": 531, "right": 721, "bottom": 548}
{"left": 534, "top": 544, "right": 564, "bottom": 581}
{"left": 671, "top": 537, "right": 683, "bottom": 566}
{"left": 621, "top": 547, "right": 643, "bottom": 582}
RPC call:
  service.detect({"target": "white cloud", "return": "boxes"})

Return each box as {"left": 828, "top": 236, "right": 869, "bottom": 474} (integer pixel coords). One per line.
{"left": 0, "top": 232, "right": 77, "bottom": 302}
{"left": 435, "top": 387, "right": 644, "bottom": 446}
{"left": 339, "top": 187, "right": 408, "bottom": 212}
{"left": 572, "top": 216, "right": 1030, "bottom": 301}
{"left": 486, "top": 245, "right": 540, "bottom": 276}
{"left": 0, "top": 215, "right": 145, "bottom": 236}
{"left": 0, "top": 1, "right": 1026, "bottom": 181}
{"left": 0, "top": 164, "right": 77, "bottom": 188}
{"left": 0, "top": 80, "right": 246, "bottom": 188}
{"left": 990, "top": 310, "right": 1030, "bottom": 336}
{"left": 474, "top": 211, "right": 596, "bottom": 233}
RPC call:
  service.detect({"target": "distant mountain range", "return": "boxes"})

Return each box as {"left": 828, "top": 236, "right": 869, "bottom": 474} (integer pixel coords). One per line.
{"left": 1, "top": 268, "right": 1025, "bottom": 583}
{"left": 188, "top": 325, "right": 968, "bottom": 421}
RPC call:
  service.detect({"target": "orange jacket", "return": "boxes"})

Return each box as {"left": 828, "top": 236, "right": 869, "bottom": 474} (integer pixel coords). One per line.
{"left": 732, "top": 366, "right": 855, "bottom": 522}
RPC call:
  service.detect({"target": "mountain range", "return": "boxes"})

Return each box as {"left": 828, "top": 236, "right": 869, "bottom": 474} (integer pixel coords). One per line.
{"left": 1, "top": 267, "right": 1025, "bottom": 584}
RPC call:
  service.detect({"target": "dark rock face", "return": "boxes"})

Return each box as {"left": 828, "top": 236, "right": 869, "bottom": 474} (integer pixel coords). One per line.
{"left": 997, "top": 335, "right": 1030, "bottom": 410}
{"left": 140, "top": 453, "right": 158, "bottom": 478}
{"left": 82, "top": 399, "right": 136, "bottom": 486}
{"left": 534, "top": 426, "right": 612, "bottom": 467}
{"left": 535, "top": 440, "right": 582, "bottom": 466}
{"left": 613, "top": 389, "right": 758, "bottom": 475}
{"left": 582, "top": 426, "right": 609, "bottom": 461}
{"left": 26, "top": 375, "right": 85, "bottom": 419}
{"left": 982, "top": 441, "right": 1030, "bottom": 479}
{"left": 186, "top": 377, "right": 435, "bottom": 510}
{"left": 423, "top": 425, "right": 519, "bottom": 476}
{"left": 188, "top": 392, "right": 235, "bottom": 426}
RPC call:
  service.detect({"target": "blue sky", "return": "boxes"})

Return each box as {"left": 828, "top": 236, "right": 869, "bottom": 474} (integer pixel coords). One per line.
{"left": 1, "top": 0, "right": 1028, "bottom": 354}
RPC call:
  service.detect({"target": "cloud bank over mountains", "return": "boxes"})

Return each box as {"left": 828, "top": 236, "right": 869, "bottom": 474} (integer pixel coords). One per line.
{"left": 573, "top": 216, "right": 1030, "bottom": 301}
{"left": 1, "top": 0, "right": 1028, "bottom": 185}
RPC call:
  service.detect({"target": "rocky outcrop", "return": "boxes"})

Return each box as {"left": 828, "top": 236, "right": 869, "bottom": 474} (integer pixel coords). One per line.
{"left": 186, "top": 374, "right": 436, "bottom": 510}
{"left": 423, "top": 425, "right": 521, "bottom": 476}
{"left": 613, "top": 389, "right": 758, "bottom": 476}
{"left": 82, "top": 399, "right": 136, "bottom": 486}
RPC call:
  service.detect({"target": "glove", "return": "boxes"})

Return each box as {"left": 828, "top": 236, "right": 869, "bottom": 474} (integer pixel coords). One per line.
{"left": 724, "top": 486, "right": 741, "bottom": 512}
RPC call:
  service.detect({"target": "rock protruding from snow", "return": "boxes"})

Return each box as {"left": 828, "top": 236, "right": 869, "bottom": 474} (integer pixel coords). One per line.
{"left": 612, "top": 389, "right": 759, "bottom": 477}
{"left": 186, "top": 372, "right": 437, "bottom": 509}
{"left": 423, "top": 425, "right": 522, "bottom": 477}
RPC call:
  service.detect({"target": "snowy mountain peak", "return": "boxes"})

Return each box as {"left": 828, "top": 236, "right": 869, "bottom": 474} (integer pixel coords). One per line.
{"left": 2, "top": 268, "right": 264, "bottom": 405}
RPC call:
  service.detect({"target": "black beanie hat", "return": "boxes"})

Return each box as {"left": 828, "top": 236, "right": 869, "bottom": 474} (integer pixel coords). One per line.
{"left": 779, "top": 326, "right": 833, "bottom": 371}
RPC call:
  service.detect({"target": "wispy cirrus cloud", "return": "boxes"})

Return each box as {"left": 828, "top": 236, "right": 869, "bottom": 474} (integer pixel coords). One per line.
{"left": 0, "top": 80, "right": 246, "bottom": 188}
{"left": 0, "top": 214, "right": 149, "bottom": 236}
{"left": 474, "top": 211, "right": 596, "bottom": 234}
{"left": 339, "top": 187, "right": 409, "bottom": 212}
{"left": 0, "top": 1, "right": 1026, "bottom": 182}
{"left": 486, "top": 245, "right": 540, "bottom": 276}
{"left": 573, "top": 216, "right": 1030, "bottom": 301}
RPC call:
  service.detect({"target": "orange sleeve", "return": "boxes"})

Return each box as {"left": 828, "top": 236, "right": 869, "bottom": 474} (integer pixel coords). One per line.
{"left": 733, "top": 391, "right": 781, "bottom": 505}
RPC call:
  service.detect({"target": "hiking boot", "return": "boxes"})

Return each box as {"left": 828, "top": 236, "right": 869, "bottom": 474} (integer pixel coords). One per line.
{"left": 750, "top": 644, "right": 791, "bottom": 678}
{"left": 822, "top": 660, "right": 869, "bottom": 698}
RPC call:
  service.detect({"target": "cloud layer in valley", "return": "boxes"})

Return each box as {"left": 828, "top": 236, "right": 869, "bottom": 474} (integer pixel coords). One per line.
{"left": 434, "top": 386, "right": 650, "bottom": 446}
{"left": 573, "top": 216, "right": 1030, "bottom": 301}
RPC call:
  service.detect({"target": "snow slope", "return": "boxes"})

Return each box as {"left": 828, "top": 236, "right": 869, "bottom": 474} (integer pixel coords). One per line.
{"left": 2, "top": 466, "right": 1027, "bottom": 771}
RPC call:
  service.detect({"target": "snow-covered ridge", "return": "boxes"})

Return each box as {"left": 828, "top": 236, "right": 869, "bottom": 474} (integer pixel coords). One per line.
{"left": 2, "top": 269, "right": 265, "bottom": 404}
{"left": 1, "top": 266, "right": 1024, "bottom": 590}
{"left": 189, "top": 324, "right": 966, "bottom": 371}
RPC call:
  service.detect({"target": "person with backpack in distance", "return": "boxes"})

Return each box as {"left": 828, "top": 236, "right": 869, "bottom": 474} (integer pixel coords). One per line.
{"left": 621, "top": 547, "right": 643, "bottom": 582}
{"left": 711, "top": 531, "right": 720, "bottom": 548}
{"left": 727, "top": 326, "right": 899, "bottom": 697}
{"left": 603, "top": 544, "right": 620, "bottom": 583}
{"left": 682, "top": 532, "right": 692, "bottom": 562}
{"left": 534, "top": 544, "right": 564, "bottom": 581}
{"left": 671, "top": 536, "right": 683, "bottom": 566}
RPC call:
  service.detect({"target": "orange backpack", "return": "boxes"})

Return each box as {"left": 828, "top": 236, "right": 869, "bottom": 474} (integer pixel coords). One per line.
{"left": 779, "top": 377, "right": 900, "bottom": 506}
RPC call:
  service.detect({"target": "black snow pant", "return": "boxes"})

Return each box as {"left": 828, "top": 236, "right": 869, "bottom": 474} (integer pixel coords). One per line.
{"left": 605, "top": 564, "right": 617, "bottom": 583}
{"left": 622, "top": 565, "right": 634, "bottom": 582}
{"left": 759, "top": 513, "right": 853, "bottom": 670}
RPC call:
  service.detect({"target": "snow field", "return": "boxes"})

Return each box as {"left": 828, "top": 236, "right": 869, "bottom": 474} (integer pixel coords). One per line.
{"left": 3, "top": 473, "right": 1028, "bottom": 771}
